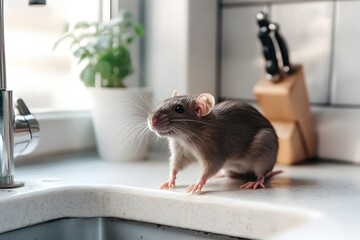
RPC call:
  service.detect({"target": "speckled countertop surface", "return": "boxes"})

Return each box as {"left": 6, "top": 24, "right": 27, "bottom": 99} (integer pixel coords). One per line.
{"left": 1, "top": 152, "right": 360, "bottom": 240}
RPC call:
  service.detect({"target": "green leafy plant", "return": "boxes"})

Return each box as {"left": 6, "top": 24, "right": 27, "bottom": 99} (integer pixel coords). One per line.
{"left": 54, "top": 10, "right": 144, "bottom": 88}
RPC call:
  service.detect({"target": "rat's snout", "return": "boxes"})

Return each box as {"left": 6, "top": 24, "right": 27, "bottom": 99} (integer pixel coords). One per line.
{"left": 147, "top": 113, "right": 170, "bottom": 137}
{"left": 148, "top": 114, "right": 159, "bottom": 127}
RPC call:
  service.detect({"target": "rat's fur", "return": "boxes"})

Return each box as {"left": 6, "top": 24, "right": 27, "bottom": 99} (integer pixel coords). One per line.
{"left": 148, "top": 95, "right": 279, "bottom": 192}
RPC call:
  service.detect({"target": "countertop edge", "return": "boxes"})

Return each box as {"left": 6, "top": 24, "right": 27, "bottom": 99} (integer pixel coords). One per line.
{"left": 0, "top": 184, "right": 321, "bottom": 239}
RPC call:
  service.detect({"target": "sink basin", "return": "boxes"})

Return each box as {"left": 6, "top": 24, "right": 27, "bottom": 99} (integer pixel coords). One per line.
{"left": 0, "top": 217, "right": 244, "bottom": 240}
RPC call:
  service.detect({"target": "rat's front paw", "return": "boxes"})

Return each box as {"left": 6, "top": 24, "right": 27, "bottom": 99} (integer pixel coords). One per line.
{"left": 159, "top": 179, "right": 176, "bottom": 189}
{"left": 186, "top": 177, "right": 208, "bottom": 194}
{"left": 186, "top": 183, "right": 204, "bottom": 194}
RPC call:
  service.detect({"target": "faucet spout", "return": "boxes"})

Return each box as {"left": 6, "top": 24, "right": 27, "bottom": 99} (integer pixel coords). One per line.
{"left": 0, "top": 0, "right": 6, "bottom": 89}
{"left": 0, "top": 0, "right": 41, "bottom": 188}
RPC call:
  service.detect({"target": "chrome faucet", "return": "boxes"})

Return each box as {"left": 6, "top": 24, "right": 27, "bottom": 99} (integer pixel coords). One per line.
{"left": 0, "top": 0, "right": 43, "bottom": 188}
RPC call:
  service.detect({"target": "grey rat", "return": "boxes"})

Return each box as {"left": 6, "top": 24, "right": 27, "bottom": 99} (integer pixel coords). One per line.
{"left": 148, "top": 90, "right": 279, "bottom": 193}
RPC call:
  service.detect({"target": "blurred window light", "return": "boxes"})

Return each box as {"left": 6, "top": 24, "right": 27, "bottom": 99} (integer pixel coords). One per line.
{"left": 5, "top": 0, "right": 100, "bottom": 112}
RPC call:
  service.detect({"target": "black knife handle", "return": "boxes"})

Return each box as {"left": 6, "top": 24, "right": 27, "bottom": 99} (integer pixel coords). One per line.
{"left": 258, "top": 28, "right": 279, "bottom": 78}
{"left": 257, "top": 13, "right": 280, "bottom": 80}
{"left": 256, "top": 11, "right": 271, "bottom": 28}
{"left": 270, "top": 23, "right": 293, "bottom": 74}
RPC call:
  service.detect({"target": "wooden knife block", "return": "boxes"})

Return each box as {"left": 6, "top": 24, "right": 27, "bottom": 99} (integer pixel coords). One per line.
{"left": 253, "top": 65, "right": 316, "bottom": 164}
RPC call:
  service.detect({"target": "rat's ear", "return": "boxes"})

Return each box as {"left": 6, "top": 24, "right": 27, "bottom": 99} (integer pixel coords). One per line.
{"left": 195, "top": 93, "right": 215, "bottom": 117}
{"left": 172, "top": 89, "right": 180, "bottom": 97}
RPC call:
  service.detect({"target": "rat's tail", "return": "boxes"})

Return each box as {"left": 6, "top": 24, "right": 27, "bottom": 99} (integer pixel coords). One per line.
{"left": 266, "top": 170, "right": 283, "bottom": 179}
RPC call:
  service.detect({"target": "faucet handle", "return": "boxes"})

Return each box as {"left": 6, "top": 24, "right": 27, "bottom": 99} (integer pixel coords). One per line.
{"left": 16, "top": 98, "right": 31, "bottom": 115}
{"left": 14, "top": 98, "right": 40, "bottom": 157}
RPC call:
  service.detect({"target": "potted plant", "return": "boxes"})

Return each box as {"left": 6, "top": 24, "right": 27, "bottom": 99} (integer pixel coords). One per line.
{"left": 54, "top": 10, "right": 152, "bottom": 162}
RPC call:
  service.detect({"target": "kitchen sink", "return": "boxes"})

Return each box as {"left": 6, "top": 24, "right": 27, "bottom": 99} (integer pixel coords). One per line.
{"left": 0, "top": 217, "right": 247, "bottom": 240}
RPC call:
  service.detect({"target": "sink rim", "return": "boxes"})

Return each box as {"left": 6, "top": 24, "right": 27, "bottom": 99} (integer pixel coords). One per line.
{"left": 0, "top": 183, "right": 322, "bottom": 239}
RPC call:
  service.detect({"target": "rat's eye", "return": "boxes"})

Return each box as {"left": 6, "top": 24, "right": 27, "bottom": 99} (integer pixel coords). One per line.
{"left": 175, "top": 105, "right": 184, "bottom": 114}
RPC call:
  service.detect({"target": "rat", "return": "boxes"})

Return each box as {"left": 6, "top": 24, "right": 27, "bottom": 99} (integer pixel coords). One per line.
{"left": 147, "top": 90, "right": 279, "bottom": 194}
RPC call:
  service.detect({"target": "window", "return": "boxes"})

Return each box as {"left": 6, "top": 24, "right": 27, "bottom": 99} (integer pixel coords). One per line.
{"left": 5, "top": 0, "right": 101, "bottom": 112}
{"left": 5, "top": 0, "right": 144, "bottom": 159}
{"left": 4, "top": 0, "right": 102, "bottom": 159}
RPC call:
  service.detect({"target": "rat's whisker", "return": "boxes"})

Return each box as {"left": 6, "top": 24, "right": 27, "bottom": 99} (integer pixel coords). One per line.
{"left": 115, "top": 98, "right": 151, "bottom": 115}
{"left": 125, "top": 72, "right": 154, "bottom": 112}
{"left": 134, "top": 126, "right": 150, "bottom": 153}
{"left": 129, "top": 87, "right": 154, "bottom": 113}
{"left": 137, "top": 124, "right": 150, "bottom": 141}
{"left": 110, "top": 115, "right": 147, "bottom": 125}
{"left": 117, "top": 123, "right": 149, "bottom": 149}
{"left": 112, "top": 105, "right": 148, "bottom": 115}
{"left": 112, "top": 119, "right": 147, "bottom": 132}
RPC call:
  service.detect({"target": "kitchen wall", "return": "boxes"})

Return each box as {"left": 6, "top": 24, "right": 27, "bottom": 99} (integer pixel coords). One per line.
{"left": 221, "top": 0, "right": 360, "bottom": 107}
{"left": 145, "top": 0, "right": 217, "bottom": 101}
{"left": 220, "top": 0, "right": 360, "bottom": 163}
{"left": 145, "top": 0, "right": 360, "bottom": 163}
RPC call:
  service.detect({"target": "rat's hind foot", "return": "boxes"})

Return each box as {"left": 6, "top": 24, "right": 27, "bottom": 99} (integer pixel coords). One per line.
{"left": 160, "top": 178, "right": 176, "bottom": 189}
{"left": 240, "top": 181, "right": 265, "bottom": 189}
{"left": 240, "top": 170, "right": 283, "bottom": 189}
{"left": 240, "top": 175, "right": 265, "bottom": 190}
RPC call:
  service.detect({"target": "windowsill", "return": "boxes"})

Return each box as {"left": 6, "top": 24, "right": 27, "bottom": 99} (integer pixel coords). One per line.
{"left": 16, "top": 110, "right": 96, "bottom": 163}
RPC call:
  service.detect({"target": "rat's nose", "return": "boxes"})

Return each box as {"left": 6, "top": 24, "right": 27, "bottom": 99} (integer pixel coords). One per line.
{"left": 149, "top": 116, "right": 159, "bottom": 127}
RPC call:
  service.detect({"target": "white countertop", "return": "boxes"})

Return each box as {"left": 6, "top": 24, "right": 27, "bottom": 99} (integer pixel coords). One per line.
{"left": 1, "top": 151, "right": 360, "bottom": 239}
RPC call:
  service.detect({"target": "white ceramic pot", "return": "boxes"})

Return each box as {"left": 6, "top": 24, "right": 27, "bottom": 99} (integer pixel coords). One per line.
{"left": 88, "top": 87, "right": 152, "bottom": 162}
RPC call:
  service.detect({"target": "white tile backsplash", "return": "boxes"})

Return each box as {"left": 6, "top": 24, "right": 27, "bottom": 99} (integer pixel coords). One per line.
{"left": 331, "top": 1, "right": 360, "bottom": 106}
{"left": 220, "top": 1, "right": 333, "bottom": 104}
{"left": 271, "top": 2, "right": 333, "bottom": 104}
{"left": 220, "top": 6, "right": 267, "bottom": 100}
